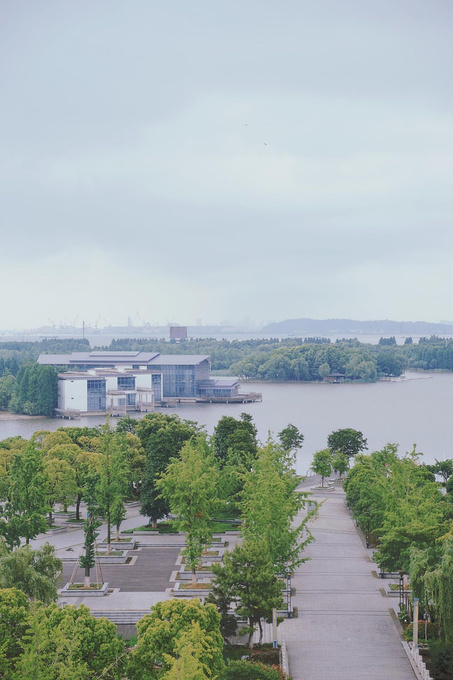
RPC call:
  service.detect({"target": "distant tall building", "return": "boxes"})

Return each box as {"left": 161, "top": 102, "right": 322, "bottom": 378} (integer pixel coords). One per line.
{"left": 170, "top": 326, "right": 187, "bottom": 340}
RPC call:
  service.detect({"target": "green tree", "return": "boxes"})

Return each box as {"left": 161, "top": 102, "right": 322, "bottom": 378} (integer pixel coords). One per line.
{"left": 0, "top": 543, "right": 62, "bottom": 604}
{"left": 318, "top": 362, "right": 330, "bottom": 379}
{"left": 137, "top": 413, "right": 199, "bottom": 526}
{"left": 208, "top": 542, "right": 283, "bottom": 646}
{"left": 161, "top": 624, "right": 217, "bottom": 680}
{"left": 327, "top": 428, "right": 368, "bottom": 461}
{"left": 0, "top": 441, "right": 48, "bottom": 549}
{"left": 277, "top": 424, "right": 304, "bottom": 453}
{"left": 17, "top": 602, "right": 126, "bottom": 680}
{"left": 0, "top": 373, "right": 16, "bottom": 411}
{"left": 332, "top": 451, "right": 349, "bottom": 479}
{"left": 128, "top": 599, "right": 224, "bottom": 680}
{"left": 310, "top": 449, "right": 333, "bottom": 487}
{"left": 44, "top": 458, "right": 77, "bottom": 525}
{"left": 79, "top": 475, "right": 101, "bottom": 588}
{"left": 0, "top": 587, "right": 30, "bottom": 677}
{"left": 212, "top": 413, "right": 258, "bottom": 468}
{"left": 95, "top": 427, "right": 130, "bottom": 553}
{"left": 240, "top": 442, "right": 311, "bottom": 573}
{"left": 424, "top": 540, "right": 453, "bottom": 644}
{"left": 12, "top": 365, "right": 58, "bottom": 416}
{"left": 157, "top": 439, "right": 219, "bottom": 583}
{"left": 44, "top": 442, "right": 98, "bottom": 521}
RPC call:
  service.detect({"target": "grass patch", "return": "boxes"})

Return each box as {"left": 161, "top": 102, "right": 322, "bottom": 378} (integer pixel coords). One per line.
{"left": 178, "top": 583, "right": 212, "bottom": 590}
{"left": 67, "top": 583, "right": 104, "bottom": 590}
{"left": 201, "top": 550, "right": 219, "bottom": 557}
{"left": 123, "top": 522, "right": 180, "bottom": 534}
{"left": 95, "top": 551, "right": 125, "bottom": 557}
{"left": 124, "top": 519, "right": 238, "bottom": 534}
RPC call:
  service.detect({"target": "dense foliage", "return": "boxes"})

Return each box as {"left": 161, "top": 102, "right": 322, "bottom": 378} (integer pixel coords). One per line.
{"left": 345, "top": 446, "right": 453, "bottom": 645}
{"left": 0, "top": 411, "right": 307, "bottom": 677}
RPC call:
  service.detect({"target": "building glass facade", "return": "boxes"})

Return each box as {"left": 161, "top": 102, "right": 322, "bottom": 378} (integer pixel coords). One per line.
{"left": 152, "top": 374, "right": 162, "bottom": 401}
{"left": 87, "top": 379, "right": 106, "bottom": 410}
{"left": 153, "top": 365, "right": 196, "bottom": 397}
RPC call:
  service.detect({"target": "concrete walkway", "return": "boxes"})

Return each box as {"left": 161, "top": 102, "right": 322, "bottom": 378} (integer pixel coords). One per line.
{"left": 280, "top": 483, "right": 416, "bottom": 680}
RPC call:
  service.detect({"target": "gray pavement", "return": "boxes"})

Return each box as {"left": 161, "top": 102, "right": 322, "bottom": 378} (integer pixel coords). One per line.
{"left": 280, "top": 483, "right": 416, "bottom": 680}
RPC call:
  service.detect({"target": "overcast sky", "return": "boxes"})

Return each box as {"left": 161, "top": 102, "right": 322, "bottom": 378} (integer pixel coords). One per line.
{"left": 1, "top": 0, "right": 453, "bottom": 330}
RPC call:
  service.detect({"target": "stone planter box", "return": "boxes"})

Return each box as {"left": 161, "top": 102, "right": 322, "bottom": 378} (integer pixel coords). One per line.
{"left": 97, "top": 538, "right": 137, "bottom": 550}
{"left": 95, "top": 551, "right": 129, "bottom": 564}
{"left": 60, "top": 582, "right": 109, "bottom": 597}
{"left": 173, "top": 582, "right": 212, "bottom": 598}
{"left": 200, "top": 554, "right": 223, "bottom": 563}
{"left": 65, "top": 520, "right": 84, "bottom": 527}
{"left": 178, "top": 566, "right": 215, "bottom": 580}
{"left": 53, "top": 511, "right": 76, "bottom": 520}
{"left": 126, "top": 530, "right": 183, "bottom": 536}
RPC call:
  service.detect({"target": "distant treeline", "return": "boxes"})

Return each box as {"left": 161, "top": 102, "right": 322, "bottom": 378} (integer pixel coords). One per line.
{"left": 109, "top": 335, "right": 453, "bottom": 380}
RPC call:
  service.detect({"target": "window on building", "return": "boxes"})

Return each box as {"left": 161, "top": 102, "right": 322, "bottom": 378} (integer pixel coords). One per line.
{"left": 117, "top": 376, "right": 136, "bottom": 391}
{"left": 87, "top": 379, "right": 106, "bottom": 410}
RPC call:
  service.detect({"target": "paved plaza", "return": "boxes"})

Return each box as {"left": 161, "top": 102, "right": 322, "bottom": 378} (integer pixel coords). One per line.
{"left": 280, "top": 483, "right": 417, "bottom": 680}
{"left": 30, "top": 488, "right": 419, "bottom": 678}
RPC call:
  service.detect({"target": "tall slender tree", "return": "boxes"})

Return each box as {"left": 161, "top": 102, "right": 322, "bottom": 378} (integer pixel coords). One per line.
{"left": 157, "top": 438, "right": 219, "bottom": 584}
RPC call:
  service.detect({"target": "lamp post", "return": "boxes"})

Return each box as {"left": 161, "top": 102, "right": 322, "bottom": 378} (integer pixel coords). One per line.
{"left": 399, "top": 571, "right": 404, "bottom": 611}
{"left": 413, "top": 598, "right": 419, "bottom": 649}
{"left": 286, "top": 571, "right": 292, "bottom": 618}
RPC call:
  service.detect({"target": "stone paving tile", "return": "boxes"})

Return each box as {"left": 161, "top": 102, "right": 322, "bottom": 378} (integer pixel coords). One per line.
{"left": 280, "top": 486, "right": 416, "bottom": 680}
{"left": 61, "top": 547, "right": 180, "bottom": 592}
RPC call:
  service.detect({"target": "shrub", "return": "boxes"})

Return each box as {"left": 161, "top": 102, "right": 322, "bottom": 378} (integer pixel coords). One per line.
{"left": 221, "top": 660, "right": 283, "bottom": 680}
{"left": 428, "top": 640, "right": 453, "bottom": 680}
{"left": 403, "top": 621, "right": 439, "bottom": 641}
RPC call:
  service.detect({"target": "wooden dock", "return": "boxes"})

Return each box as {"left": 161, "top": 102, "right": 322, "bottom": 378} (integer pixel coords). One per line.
{"left": 55, "top": 408, "right": 81, "bottom": 420}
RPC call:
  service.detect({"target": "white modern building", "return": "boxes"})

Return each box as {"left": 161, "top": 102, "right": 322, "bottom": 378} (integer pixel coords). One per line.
{"left": 38, "top": 351, "right": 247, "bottom": 415}
{"left": 57, "top": 368, "right": 159, "bottom": 415}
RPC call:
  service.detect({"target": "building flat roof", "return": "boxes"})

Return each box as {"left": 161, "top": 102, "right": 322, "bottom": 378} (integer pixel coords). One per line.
{"left": 149, "top": 355, "right": 210, "bottom": 365}
{"left": 39, "top": 352, "right": 210, "bottom": 367}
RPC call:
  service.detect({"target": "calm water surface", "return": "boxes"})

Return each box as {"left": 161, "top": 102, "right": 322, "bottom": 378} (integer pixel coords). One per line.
{"left": 1, "top": 371, "right": 452, "bottom": 474}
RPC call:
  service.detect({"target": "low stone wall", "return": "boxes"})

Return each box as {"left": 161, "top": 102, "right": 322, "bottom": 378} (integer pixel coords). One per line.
{"left": 60, "top": 582, "right": 110, "bottom": 597}
{"left": 95, "top": 551, "right": 129, "bottom": 564}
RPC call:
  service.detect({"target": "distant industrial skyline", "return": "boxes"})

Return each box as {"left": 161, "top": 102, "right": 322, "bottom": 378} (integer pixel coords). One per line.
{"left": 3, "top": 315, "right": 453, "bottom": 336}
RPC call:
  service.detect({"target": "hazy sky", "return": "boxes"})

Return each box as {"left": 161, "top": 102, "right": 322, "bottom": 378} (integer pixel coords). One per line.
{"left": 1, "top": 0, "right": 453, "bottom": 329}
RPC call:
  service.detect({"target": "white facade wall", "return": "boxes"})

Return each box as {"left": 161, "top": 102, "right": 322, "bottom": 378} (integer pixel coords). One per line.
{"left": 135, "top": 373, "right": 153, "bottom": 389}
{"left": 59, "top": 379, "right": 88, "bottom": 412}
{"left": 105, "top": 376, "right": 118, "bottom": 393}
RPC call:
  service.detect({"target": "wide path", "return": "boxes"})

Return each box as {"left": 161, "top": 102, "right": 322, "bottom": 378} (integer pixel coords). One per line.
{"left": 281, "top": 484, "right": 416, "bottom": 680}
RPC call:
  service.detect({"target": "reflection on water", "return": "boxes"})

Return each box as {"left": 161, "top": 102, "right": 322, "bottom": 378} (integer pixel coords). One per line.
{"left": 1, "top": 371, "right": 451, "bottom": 474}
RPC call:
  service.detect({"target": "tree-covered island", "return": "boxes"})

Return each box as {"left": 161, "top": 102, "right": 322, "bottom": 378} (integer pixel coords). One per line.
{"left": 3, "top": 335, "right": 453, "bottom": 415}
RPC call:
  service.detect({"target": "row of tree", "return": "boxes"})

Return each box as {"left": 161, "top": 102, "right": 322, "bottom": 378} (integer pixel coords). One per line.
{"left": 345, "top": 446, "right": 453, "bottom": 644}
{"left": 0, "top": 421, "right": 138, "bottom": 555}
{"left": 0, "top": 364, "right": 58, "bottom": 416}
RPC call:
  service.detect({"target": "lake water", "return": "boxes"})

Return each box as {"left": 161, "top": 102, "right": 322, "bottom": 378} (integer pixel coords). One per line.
{"left": 1, "top": 371, "right": 452, "bottom": 475}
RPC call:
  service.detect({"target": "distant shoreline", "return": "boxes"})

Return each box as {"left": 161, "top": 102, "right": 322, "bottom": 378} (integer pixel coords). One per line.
{"left": 0, "top": 413, "right": 45, "bottom": 421}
